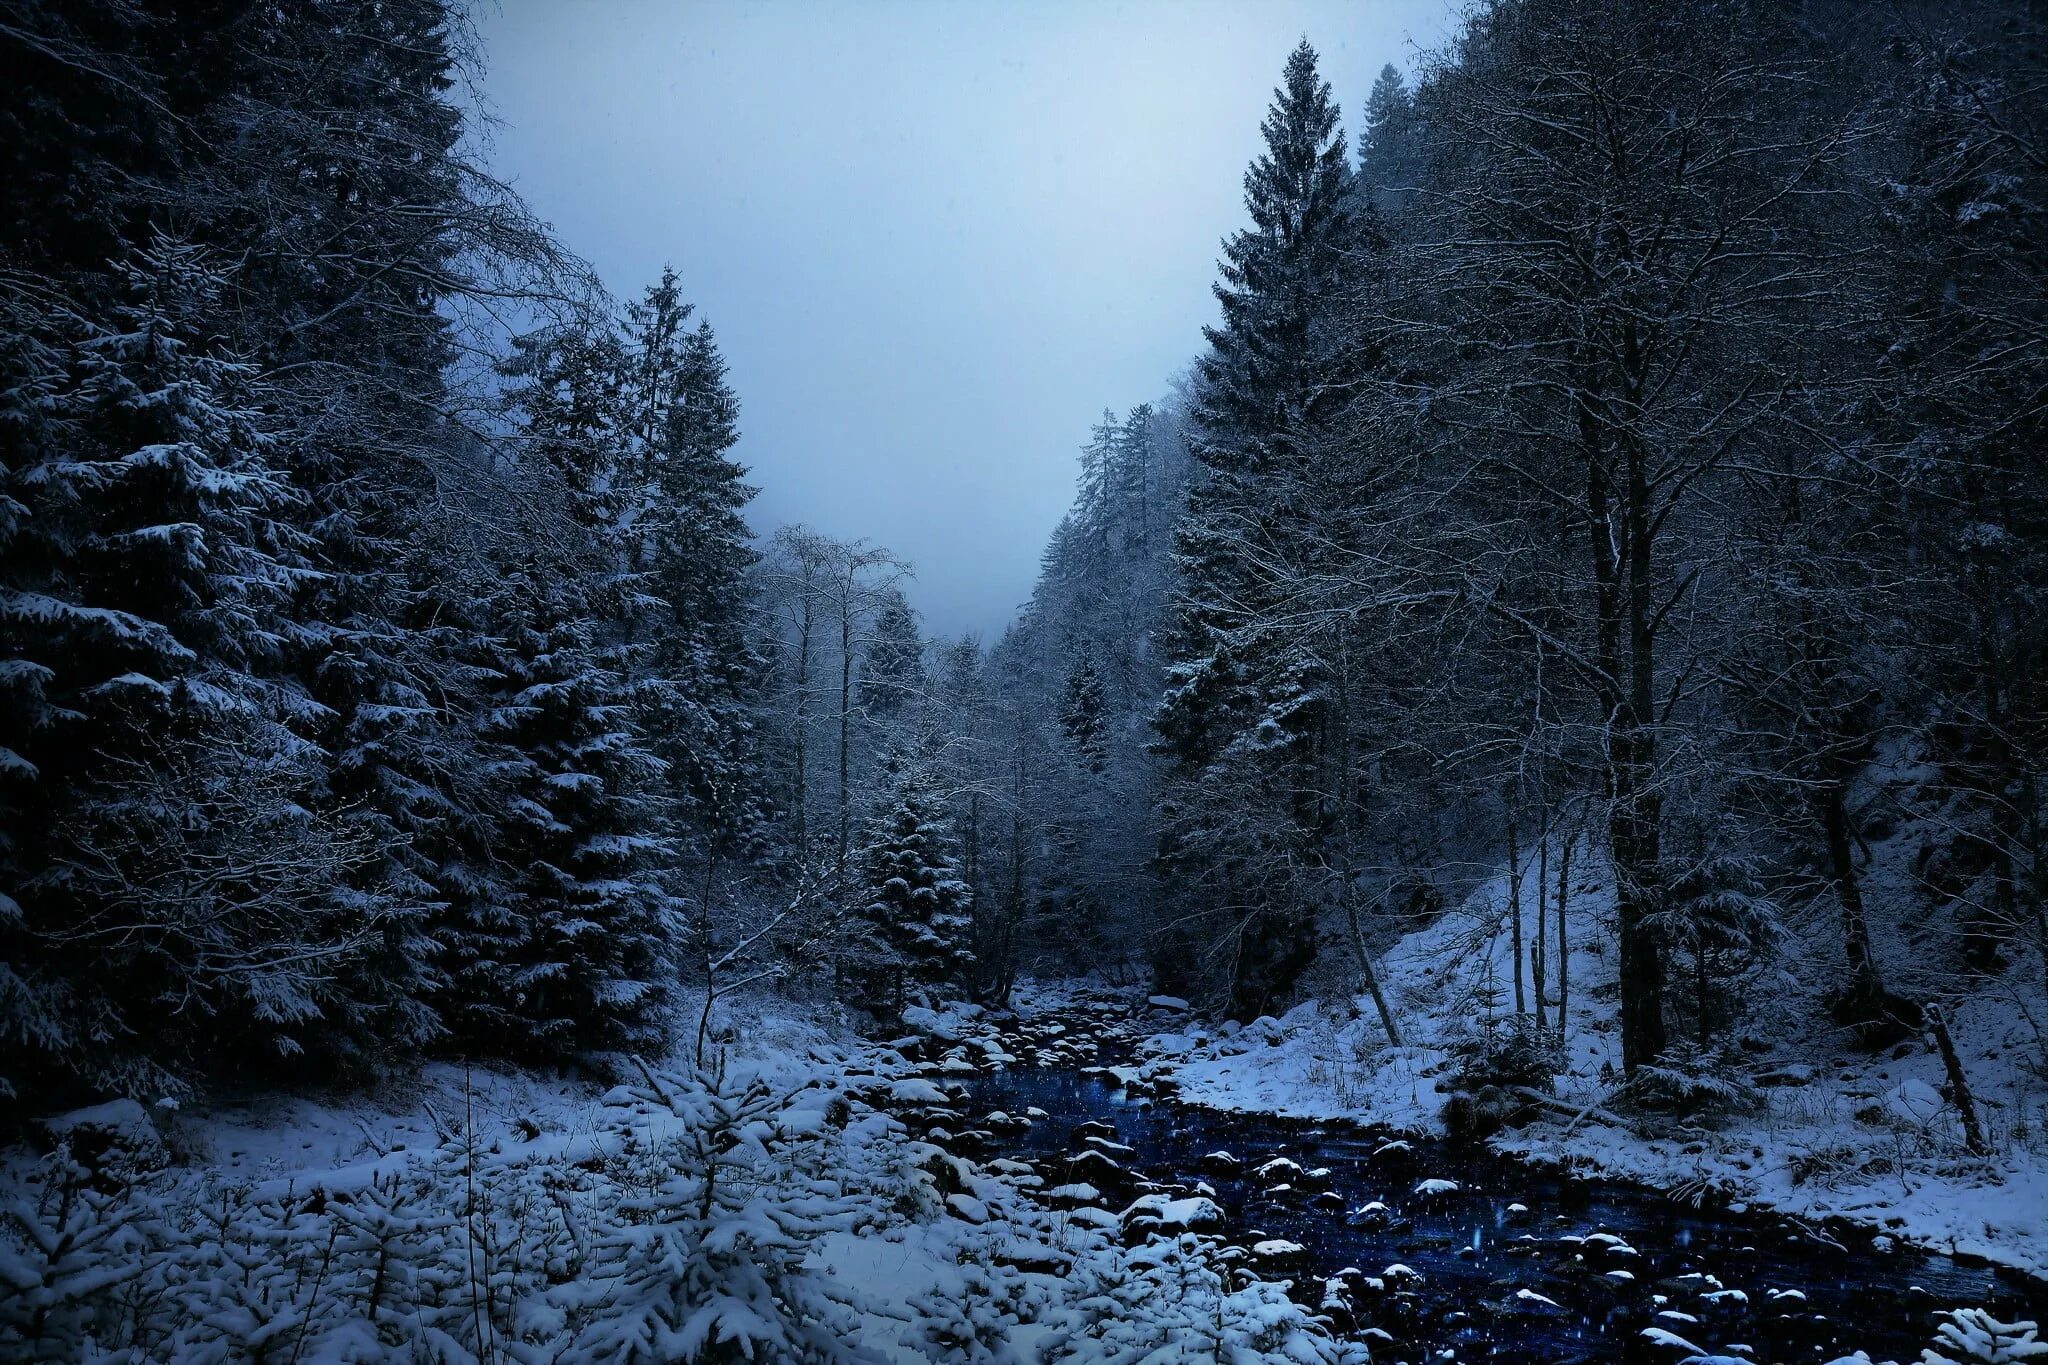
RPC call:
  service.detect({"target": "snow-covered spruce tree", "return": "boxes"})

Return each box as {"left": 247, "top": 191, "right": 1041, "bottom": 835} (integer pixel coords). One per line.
{"left": 432, "top": 308, "right": 643, "bottom": 1059}
{"left": 0, "top": 239, "right": 357, "bottom": 1095}
{"left": 0, "top": 1152, "right": 153, "bottom": 1356}
{"left": 1649, "top": 850, "right": 1782, "bottom": 1051}
{"left": 621, "top": 272, "right": 774, "bottom": 865}
{"left": 475, "top": 583, "right": 673, "bottom": 1059}
{"left": 1058, "top": 657, "right": 1108, "bottom": 775}
{"left": 861, "top": 590, "right": 927, "bottom": 724}
{"left": 1870, "top": 6, "right": 2048, "bottom": 981}
{"left": 1153, "top": 40, "right": 1359, "bottom": 1018}
{"left": 558, "top": 1056, "right": 881, "bottom": 1364}
{"left": 845, "top": 764, "right": 976, "bottom": 1019}
{"left": 901, "top": 1260, "right": 1029, "bottom": 1365}
{"left": 1920, "top": 1308, "right": 2048, "bottom": 1365}
{"left": 195, "top": 0, "right": 588, "bottom": 1070}
{"left": 1044, "top": 1234, "right": 1369, "bottom": 1364}
{"left": 1355, "top": 62, "right": 1423, "bottom": 217}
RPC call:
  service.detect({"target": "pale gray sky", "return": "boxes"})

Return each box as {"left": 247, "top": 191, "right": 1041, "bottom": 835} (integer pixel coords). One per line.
{"left": 477, "top": 0, "right": 1459, "bottom": 637}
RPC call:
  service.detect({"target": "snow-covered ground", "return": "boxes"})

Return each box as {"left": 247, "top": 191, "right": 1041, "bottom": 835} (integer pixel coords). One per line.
{"left": 2, "top": 994, "right": 1361, "bottom": 1363}
{"left": 1133, "top": 852, "right": 2048, "bottom": 1281}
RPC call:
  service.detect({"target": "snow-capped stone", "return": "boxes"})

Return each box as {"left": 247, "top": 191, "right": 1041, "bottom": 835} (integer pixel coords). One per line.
{"left": 1347, "top": 1201, "right": 1395, "bottom": 1228}
{"left": 1251, "top": 1238, "right": 1309, "bottom": 1269}
{"left": 1119, "top": 1193, "right": 1226, "bottom": 1240}
{"left": 1253, "top": 1156, "right": 1305, "bottom": 1184}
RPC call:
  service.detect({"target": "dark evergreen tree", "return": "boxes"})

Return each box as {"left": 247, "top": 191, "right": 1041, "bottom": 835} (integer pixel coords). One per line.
{"left": 473, "top": 579, "right": 672, "bottom": 1058}
{"left": 845, "top": 768, "right": 975, "bottom": 1019}
{"left": 0, "top": 0, "right": 624, "bottom": 1092}
{"left": 1650, "top": 852, "right": 1781, "bottom": 1050}
{"left": 0, "top": 239, "right": 335, "bottom": 1094}
{"left": 1155, "top": 40, "right": 1356, "bottom": 1017}
{"left": 1356, "top": 63, "right": 1422, "bottom": 215}
{"left": 209, "top": 0, "right": 545, "bottom": 1067}
{"left": 1873, "top": 7, "right": 2048, "bottom": 980}
{"left": 621, "top": 273, "right": 772, "bottom": 863}
{"left": 1059, "top": 658, "right": 1108, "bottom": 774}
{"left": 862, "top": 592, "right": 926, "bottom": 722}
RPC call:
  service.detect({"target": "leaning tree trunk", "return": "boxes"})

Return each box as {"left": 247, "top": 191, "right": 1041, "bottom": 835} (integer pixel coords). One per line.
{"left": 1345, "top": 898, "right": 1403, "bottom": 1048}
{"left": 1333, "top": 640, "right": 1402, "bottom": 1048}
{"left": 1925, "top": 1003, "right": 1990, "bottom": 1157}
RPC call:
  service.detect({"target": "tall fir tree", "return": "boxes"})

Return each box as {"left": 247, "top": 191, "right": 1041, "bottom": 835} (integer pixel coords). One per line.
{"left": 621, "top": 272, "right": 772, "bottom": 864}
{"left": 862, "top": 592, "right": 926, "bottom": 723}
{"left": 1155, "top": 40, "right": 1357, "bottom": 1016}
{"left": 0, "top": 239, "right": 335, "bottom": 1094}
{"left": 473, "top": 575, "right": 673, "bottom": 1059}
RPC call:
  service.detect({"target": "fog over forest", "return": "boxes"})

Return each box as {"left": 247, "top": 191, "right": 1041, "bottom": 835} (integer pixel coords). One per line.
{"left": 3, "top": 3, "right": 2046, "bottom": 1363}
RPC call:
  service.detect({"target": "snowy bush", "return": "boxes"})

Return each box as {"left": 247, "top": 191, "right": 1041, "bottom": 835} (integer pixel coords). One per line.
{"left": 1921, "top": 1309, "right": 2048, "bottom": 1364}
{"left": 1042, "top": 1233, "right": 1370, "bottom": 1364}
{"left": 554, "top": 1055, "right": 877, "bottom": 1363}
{"left": 1609, "top": 1043, "right": 1764, "bottom": 1123}
{"left": 0, "top": 1055, "right": 884, "bottom": 1364}
{"left": 902, "top": 1260, "right": 1030, "bottom": 1364}
{"left": 1454, "top": 1013, "right": 1565, "bottom": 1092}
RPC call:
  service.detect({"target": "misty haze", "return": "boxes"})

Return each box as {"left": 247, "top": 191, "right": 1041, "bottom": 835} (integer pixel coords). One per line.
{"left": 2, "top": 2, "right": 2045, "bottom": 1363}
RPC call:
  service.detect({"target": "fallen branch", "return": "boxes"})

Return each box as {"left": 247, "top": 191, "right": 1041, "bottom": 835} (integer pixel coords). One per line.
{"left": 1509, "top": 1085, "right": 1628, "bottom": 1132}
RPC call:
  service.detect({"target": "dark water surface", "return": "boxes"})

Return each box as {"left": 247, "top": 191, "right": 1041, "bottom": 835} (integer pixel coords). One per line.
{"left": 963, "top": 1066, "right": 2048, "bottom": 1364}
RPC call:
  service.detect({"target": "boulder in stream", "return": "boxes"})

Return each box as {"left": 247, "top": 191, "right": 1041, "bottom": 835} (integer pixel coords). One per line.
{"left": 1346, "top": 1200, "right": 1396, "bottom": 1229}
{"left": 1062, "top": 1148, "right": 1135, "bottom": 1198}
{"left": 1252, "top": 1155, "right": 1305, "bottom": 1185}
{"left": 1251, "top": 1238, "right": 1310, "bottom": 1272}
{"left": 1119, "top": 1193, "right": 1226, "bottom": 1244}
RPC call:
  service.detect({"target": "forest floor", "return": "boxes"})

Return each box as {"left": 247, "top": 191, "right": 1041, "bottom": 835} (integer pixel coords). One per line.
{"left": 3, "top": 993, "right": 1352, "bottom": 1363}
{"left": 1125, "top": 855, "right": 2048, "bottom": 1280}
{"left": 11, "top": 965, "right": 2043, "bottom": 1361}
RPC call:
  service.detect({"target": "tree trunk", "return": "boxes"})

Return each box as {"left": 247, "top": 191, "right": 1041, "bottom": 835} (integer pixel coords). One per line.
{"left": 1555, "top": 830, "right": 1571, "bottom": 1038}
{"left": 1345, "top": 898, "right": 1403, "bottom": 1048}
{"left": 1506, "top": 811, "right": 1525, "bottom": 1014}
{"left": 1533, "top": 812, "right": 1549, "bottom": 1031}
{"left": 1926, "top": 1003, "right": 1990, "bottom": 1156}
{"left": 791, "top": 601, "right": 813, "bottom": 855}
{"left": 1331, "top": 637, "right": 1398, "bottom": 1048}
{"left": 1966, "top": 581, "right": 2019, "bottom": 972}
{"left": 837, "top": 597, "right": 853, "bottom": 875}
{"left": 1583, "top": 382, "right": 1667, "bottom": 1073}
{"left": 1617, "top": 415, "right": 1669, "bottom": 1071}
{"left": 1694, "top": 946, "right": 1710, "bottom": 1048}
{"left": 1819, "top": 772, "right": 1883, "bottom": 1002}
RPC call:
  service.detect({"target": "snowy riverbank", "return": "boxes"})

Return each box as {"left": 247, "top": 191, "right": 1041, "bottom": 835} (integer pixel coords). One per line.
{"left": 1111, "top": 862, "right": 2048, "bottom": 1282}
{"left": 1, "top": 996, "right": 1359, "bottom": 1364}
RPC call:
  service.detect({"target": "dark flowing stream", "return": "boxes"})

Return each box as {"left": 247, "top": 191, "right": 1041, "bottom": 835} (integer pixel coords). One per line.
{"left": 960, "top": 1064, "right": 2048, "bottom": 1365}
